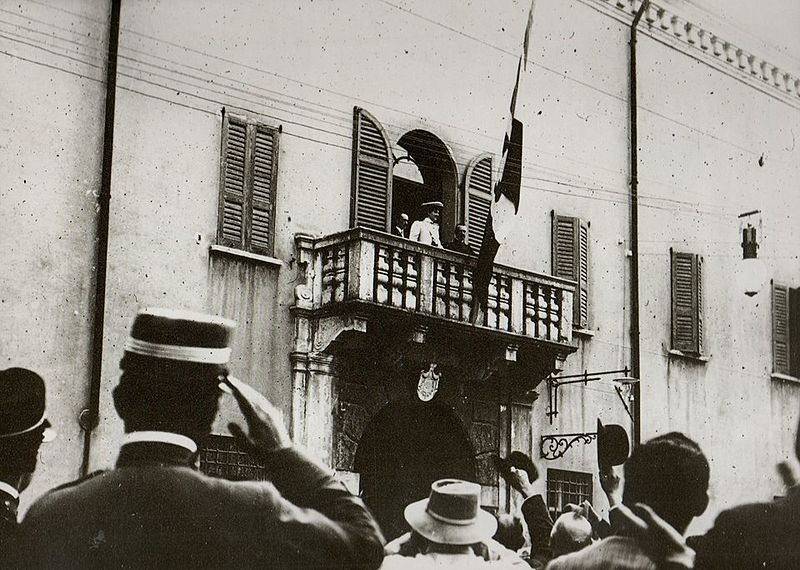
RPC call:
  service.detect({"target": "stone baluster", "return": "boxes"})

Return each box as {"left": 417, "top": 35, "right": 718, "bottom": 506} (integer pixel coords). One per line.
{"left": 761, "top": 61, "right": 773, "bottom": 83}
{"left": 645, "top": 2, "right": 658, "bottom": 24}
{"left": 697, "top": 28, "right": 710, "bottom": 51}
{"left": 670, "top": 15, "right": 683, "bottom": 38}
{"left": 723, "top": 42, "right": 736, "bottom": 63}
{"left": 659, "top": 8, "right": 670, "bottom": 31}
{"left": 772, "top": 67, "right": 786, "bottom": 89}
{"left": 685, "top": 22, "right": 697, "bottom": 45}
{"left": 711, "top": 35, "right": 723, "bottom": 57}
{"left": 736, "top": 49, "right": 748, "bottom": 70}
{"left": 748, "top": 54, "right": 760, "bottom": 76}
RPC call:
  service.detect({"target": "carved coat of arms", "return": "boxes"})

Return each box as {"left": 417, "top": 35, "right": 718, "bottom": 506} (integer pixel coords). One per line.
{"left": 416, "top": 363, "right": 441, "bottom": 402}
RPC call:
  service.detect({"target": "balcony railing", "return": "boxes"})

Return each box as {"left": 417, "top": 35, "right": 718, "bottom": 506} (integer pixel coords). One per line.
{"left": 296, "top": 228, "right": 575, "bottom": 347}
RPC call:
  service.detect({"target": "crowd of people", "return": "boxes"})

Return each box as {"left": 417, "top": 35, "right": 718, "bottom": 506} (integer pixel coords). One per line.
{"left": 1, "top": 306, "right": 798, "bottom": 568}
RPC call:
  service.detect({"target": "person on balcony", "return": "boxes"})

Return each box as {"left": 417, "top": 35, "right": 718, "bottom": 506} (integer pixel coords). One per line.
{"left": 394, "top": 213, "right": 410, "bottom": 238}
{"left": 446, "top": 224, "right": 474, "bottom": 255}
{"left": 409, "top": 201, "right": 443, "bottom": 248}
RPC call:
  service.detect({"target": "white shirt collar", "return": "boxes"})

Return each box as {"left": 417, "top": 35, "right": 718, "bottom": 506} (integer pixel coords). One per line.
{"left": 0, "top": 481, "right": 19, "bottom": 500}
{"left": 121, "top": 431, "right": 198, "bottom": 454}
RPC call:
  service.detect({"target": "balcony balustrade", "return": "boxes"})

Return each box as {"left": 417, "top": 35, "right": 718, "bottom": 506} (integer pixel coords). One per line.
{"left": 295, "top": 229, "right": 576, "bottom": 353}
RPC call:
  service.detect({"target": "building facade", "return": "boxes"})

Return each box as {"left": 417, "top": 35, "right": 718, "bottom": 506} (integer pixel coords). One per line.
{"left": 3, "top": 0, "right": 800, "bottom": 538}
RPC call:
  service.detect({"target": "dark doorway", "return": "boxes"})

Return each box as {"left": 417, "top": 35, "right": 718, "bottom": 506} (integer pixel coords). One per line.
{"left": 354, "top": 401, "right": 475, "bottom": 541}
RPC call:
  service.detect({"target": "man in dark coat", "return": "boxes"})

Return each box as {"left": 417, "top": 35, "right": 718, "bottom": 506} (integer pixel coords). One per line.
{"left": 692, "top": 422, "right": 800, "bottom": 569}
{"left": 19, "top": 308, "right": 385, "bottom": 569}
{"left": 0, "top": 367, "right": 51, "bottom": 555}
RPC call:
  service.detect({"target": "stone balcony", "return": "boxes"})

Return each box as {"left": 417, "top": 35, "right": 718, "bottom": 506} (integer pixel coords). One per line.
{"left": 293, "top": 229, "right": 578, "bottom": 386}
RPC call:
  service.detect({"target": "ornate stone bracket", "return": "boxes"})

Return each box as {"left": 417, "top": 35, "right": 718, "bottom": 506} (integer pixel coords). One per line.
{"left": 313, "top": 314, "right": 368, "bottom": 353}
{"left": 540, "top": 432, "right": 597, "bottom": 460}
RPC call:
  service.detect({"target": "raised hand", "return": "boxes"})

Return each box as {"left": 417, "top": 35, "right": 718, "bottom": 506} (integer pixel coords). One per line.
{"left": 599, "top": 463, "right": 622, "bottom": 508}
{"left": 616, "top": 503, "right": 695, "bottom": 569}
{"left": 223, "top": 376, "right": 292, "bottom": 455}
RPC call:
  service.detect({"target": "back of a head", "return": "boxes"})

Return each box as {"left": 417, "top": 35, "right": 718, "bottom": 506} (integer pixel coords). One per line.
{"left": 493, "top": 514, "right": 525, "bottom": 552}
{"left": 113, "top": 308, "right": 235, "bottom": 443}
{"left": 0, "top": 367, "right": 49, "bottom": 481}
{"left": 623, "top": 432, "right": 710, "bottom": 533}
{"left": 114, "top": 354, "right": 224, "bottom": 442}
{"left": 550, "top": 510, "right": 593, "bottom": 558}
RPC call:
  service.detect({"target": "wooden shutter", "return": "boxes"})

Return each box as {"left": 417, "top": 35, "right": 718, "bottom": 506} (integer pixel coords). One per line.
{"left": 671, "top": 251, "right": 701, "bottom": 353}
{"left": 352, "top": 107, "right": 392, "bottom": 232}
{"left": 577, "top": 220, "right": 589, "bottom": 329}
{"left": 219, "top": 118, "right": 247, "bottom": 248}
{"left": 219, "top": 114, "right": 279, "bottom": 254}
{"left": 250, "top": 126, "right": 278, "bottom": 254}
{"left": 552, "top": 214, "right": 589, "bottom": 328}
{"left": 772, "top": 282, "right": 791, "bottom": 374}
{"left": 464, "top": 154, "right": 493, "bottom": 253}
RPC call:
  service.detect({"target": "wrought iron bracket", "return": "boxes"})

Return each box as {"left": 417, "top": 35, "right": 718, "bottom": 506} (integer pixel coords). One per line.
{"left": 540, "top": 432, "right": 597, "bottom": 460}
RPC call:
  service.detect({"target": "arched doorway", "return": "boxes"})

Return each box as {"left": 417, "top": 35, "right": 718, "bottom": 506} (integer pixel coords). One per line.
{"left": 354, "top": 401, "right": 476, "bottom": 541}
{"left": 392, "top": 130, "right": 460, "bottom": 243}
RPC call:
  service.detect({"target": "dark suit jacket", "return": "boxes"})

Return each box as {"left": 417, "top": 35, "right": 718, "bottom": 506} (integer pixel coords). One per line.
{"left": 521, "top": 494, "right": 554, "bottom": 568}
{"left": 0, "top": 489, "right": 18, "bottom": 559}
{"left": 693, "top": 487, "right": 800, "bottom": 570}
{"left": 18, "top": 442, "right": 384, "bottom": 569}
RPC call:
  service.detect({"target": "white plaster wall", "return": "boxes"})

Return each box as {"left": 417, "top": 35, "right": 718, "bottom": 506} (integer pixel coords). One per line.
{"left": 0, "top": 0, "right": 110, "bottom": 507}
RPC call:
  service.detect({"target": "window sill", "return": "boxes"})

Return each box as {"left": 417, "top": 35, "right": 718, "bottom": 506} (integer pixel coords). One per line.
{"left": 209, "top": 244, "right": 283, "bottom": 267}
{"left": 573, "top": 328, "right": 595, "bottom": 338}
{"left": 667, "top": 349, "right": 709, "bottom": 363}
{"left": 771, "top": 372, "right": 800, "bottom": 384}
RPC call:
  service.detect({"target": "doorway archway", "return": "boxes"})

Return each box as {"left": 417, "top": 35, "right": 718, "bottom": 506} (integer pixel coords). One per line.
{"left": 354, "top": 400, "right": 476, "bottom": 540}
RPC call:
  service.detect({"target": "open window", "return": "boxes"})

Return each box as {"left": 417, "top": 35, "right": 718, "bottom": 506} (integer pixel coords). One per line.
{"left": 350, "top": 108, "right": 460, "bottom": 243}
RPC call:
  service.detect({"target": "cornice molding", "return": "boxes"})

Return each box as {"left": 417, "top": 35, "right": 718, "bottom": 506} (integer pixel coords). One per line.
{"left": 578, "top": 0, "right": 800, "bottom": 110}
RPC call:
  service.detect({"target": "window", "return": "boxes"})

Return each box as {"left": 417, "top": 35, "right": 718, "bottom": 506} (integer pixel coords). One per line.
{"left": 464, "top": 154, "right": 493, "bottom": 254}
{"left": 199, "top": 434, "right": 266, "bottom": 482}
{"left": 772, "top": 282, "right": 800, "bottom": 377}
{"left": 351, "top": 107, "right": 463, "bottom": 244}
{"left": 552, "top": 213, "right": 589, "bottom": 329}
{"left": 546, "top": 468, "right": 592, "bottom": 519}
{"left": 670, "top": 250, "right": 703, "bottom": 354}
{"left": 218, "top": 113, "right": 279, "bottom": 255}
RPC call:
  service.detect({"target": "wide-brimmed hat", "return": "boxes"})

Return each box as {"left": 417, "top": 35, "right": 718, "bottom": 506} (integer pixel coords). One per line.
{"left": 124, "top": 308, "right": 236, "bottom": 366}
{"left": 404, "top": 479, "right": 497, "bottom": 545}
{"left": 0, "top": 368, "right": 53, "bottom": 441}
{"left": 421, "top": 201, "right": 444, "bottom": 209}
{"left": 597, "top": 419, "right": 630, "bottom": 467}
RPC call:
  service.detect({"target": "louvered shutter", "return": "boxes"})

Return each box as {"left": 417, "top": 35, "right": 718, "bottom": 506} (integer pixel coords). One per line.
{"left": 552, "top": 214, "right": 589, "bottom": 327}
{"left": 671, "top": 251, "right": 701, "bottom": 353}
{"left": 464, "top": 154, "right": 493, "bottom": 253}
{"left": 352, "top": 107, "right": 392, "bottom": 232}
{"left": 577, "top": 220, "right": 589, "bottom": 329}
{"left": 220, "top": 118, "right": 247, "bottom": 248}
{"left": 772, "top": 282, "right": 791, "bottom": 374}
{"left": 250, "top": 126, "right": 278, "bottom": 254}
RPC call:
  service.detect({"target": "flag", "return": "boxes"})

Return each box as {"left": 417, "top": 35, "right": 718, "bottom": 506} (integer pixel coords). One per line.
{"left": 472, "top": 63, "right": 523, "bottom": 319}
{"left": 471, "top": 1, "right": 535, "bottom": 322}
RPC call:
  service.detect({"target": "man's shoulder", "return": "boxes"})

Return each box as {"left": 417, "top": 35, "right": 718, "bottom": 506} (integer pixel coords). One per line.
{"left": 547, "top": 537, "right": 656, "bottom": 570}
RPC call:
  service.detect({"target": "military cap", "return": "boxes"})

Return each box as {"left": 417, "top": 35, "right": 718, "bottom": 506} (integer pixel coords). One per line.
{"left": 125, "top": 308, "right": 236, "bottom": 365}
